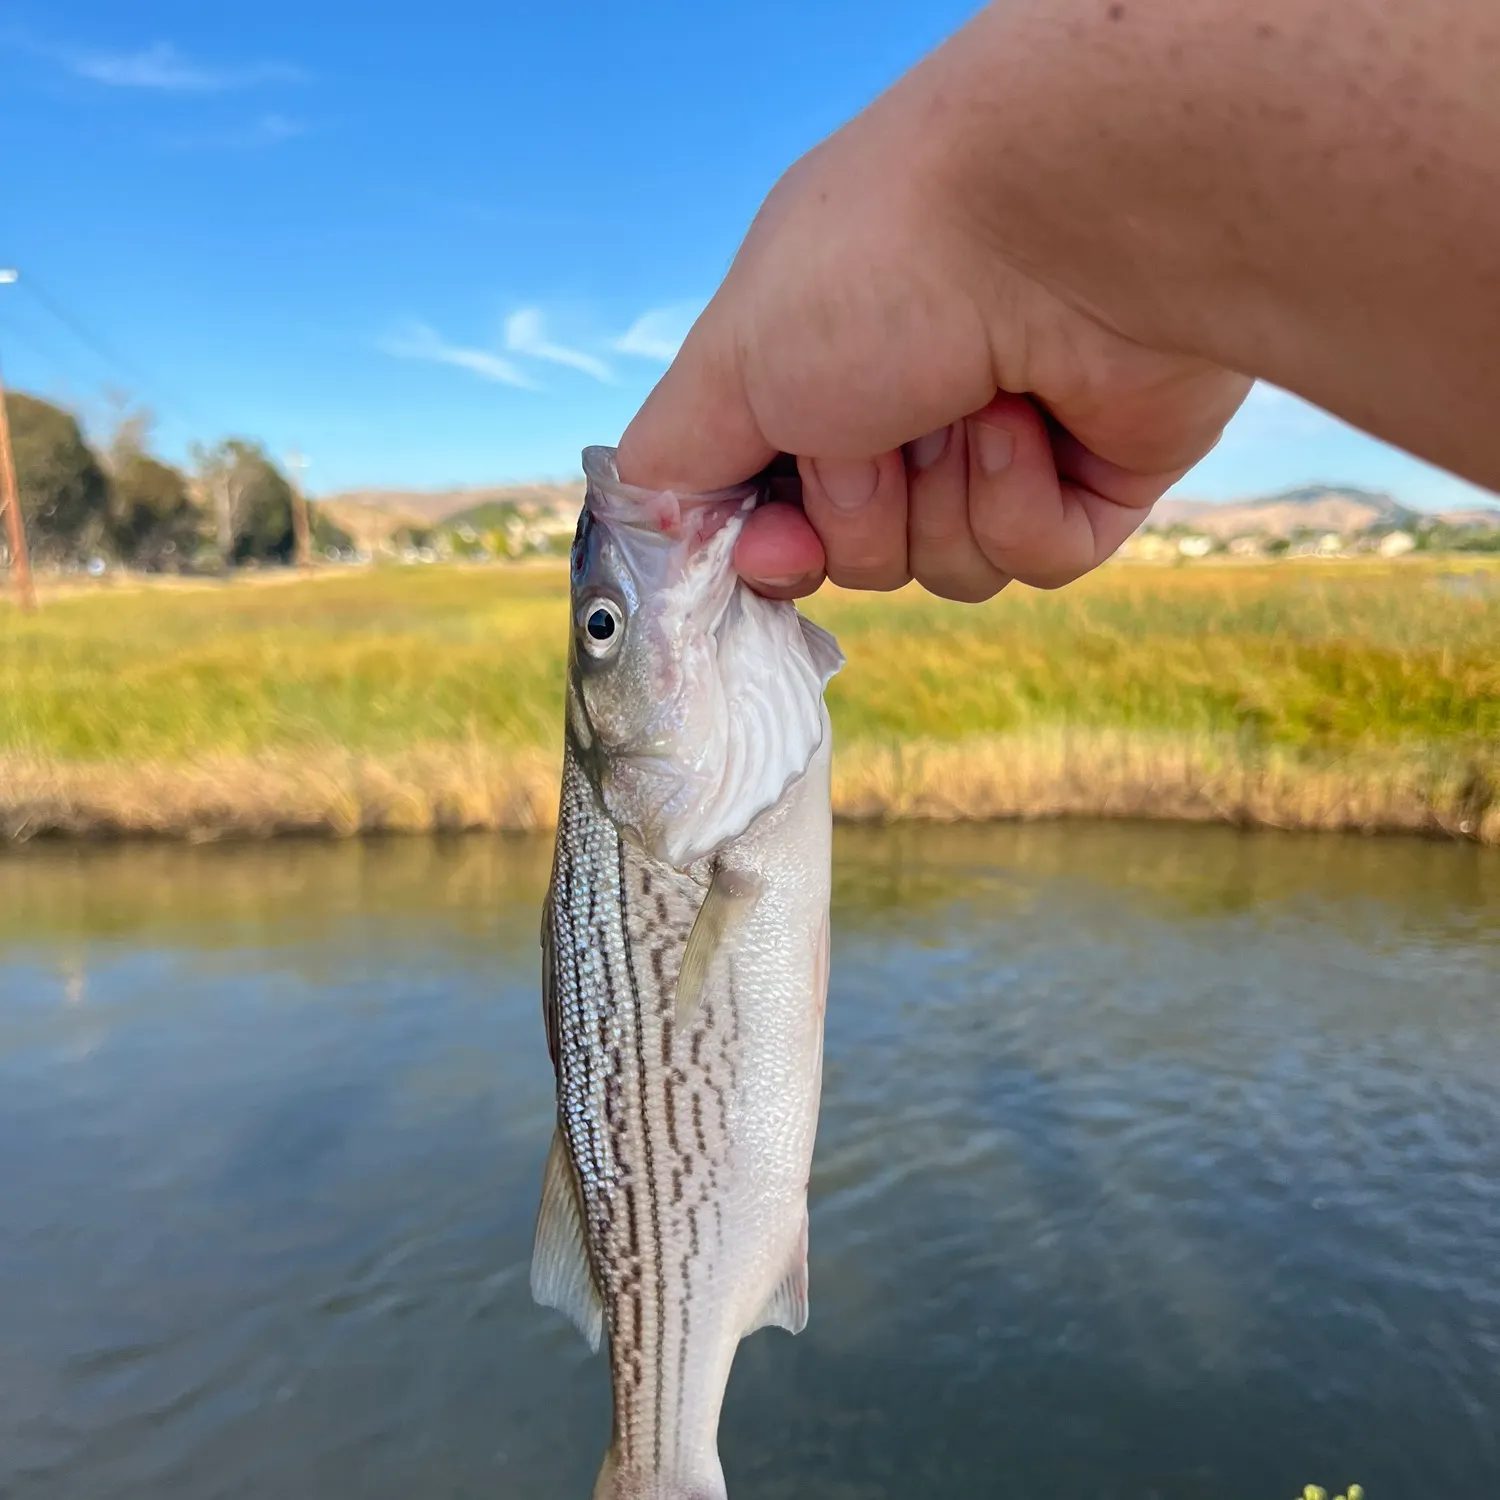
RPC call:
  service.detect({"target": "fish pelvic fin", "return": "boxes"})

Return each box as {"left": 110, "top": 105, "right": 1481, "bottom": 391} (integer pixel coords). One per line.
{"left": 530, "top": 1127, "right": 604, "bottom": 1352}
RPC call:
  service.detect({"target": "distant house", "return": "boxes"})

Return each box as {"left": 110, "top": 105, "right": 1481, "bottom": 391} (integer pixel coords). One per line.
{"left": 1119, "top": 533, "right": 1177, "bottom": 561}
{"left": 1227, "top": 536, "right": 1265, "bottom": 557}
{"left": 1378, "top": 530, "right": 1417, "bottom": 557}
{"left": 1177, "top": 535, "right": 1214, "bottom": 558}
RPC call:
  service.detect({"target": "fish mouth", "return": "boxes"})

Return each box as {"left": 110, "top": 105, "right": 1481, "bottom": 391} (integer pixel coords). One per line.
{"left": 582, "top": 446, "right": 759, "bottom": 548}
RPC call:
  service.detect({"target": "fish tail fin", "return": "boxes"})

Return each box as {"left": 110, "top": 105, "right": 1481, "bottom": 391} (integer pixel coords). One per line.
{"left": 592, "top": 1447, "right": 727, "bottom": 1500}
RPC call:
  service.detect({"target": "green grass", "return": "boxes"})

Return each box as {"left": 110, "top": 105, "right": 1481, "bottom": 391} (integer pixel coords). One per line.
{"left": 2, "top": 557, "right": 1497, "bottom": 841}
{"left": 817, "top": 561, "right": 1500, "bottom": 749}
{"left": 6, "top": 557, "right": 1496, "bottom": 759}
{"left": 0, "top": 565, "right": 569, "bottom": 760}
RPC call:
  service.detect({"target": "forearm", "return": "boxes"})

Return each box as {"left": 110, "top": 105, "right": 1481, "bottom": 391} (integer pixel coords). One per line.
{"left": 888, "top": 0, "right": 1500, "bottom": 486}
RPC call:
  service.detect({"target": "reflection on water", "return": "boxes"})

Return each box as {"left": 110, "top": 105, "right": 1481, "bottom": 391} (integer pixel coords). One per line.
{"left": 0, "top": 825, "right": 1496, "bottom": 1499}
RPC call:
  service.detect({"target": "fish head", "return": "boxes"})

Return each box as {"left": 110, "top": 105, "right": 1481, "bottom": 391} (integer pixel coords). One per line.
{"left": 566, "top": 445, "right": 843, "bottom": 871}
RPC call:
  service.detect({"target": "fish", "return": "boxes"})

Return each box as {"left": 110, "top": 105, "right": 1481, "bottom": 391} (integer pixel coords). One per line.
{"left": 531, "top": 445, "right": 844, "bottom": 1500}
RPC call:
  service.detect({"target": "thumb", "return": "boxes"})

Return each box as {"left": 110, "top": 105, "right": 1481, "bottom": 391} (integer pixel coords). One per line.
{"left": 615, "top": 299, "right": 777, "bottom": 493}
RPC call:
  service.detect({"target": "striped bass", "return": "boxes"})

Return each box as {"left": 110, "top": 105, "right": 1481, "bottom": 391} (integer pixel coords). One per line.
{"left": 531, "top": 446, "right": 843, "bottom": 1500}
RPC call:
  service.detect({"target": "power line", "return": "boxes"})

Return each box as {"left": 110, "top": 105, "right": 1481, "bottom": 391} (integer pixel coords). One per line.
{"left": 13, "top": 270, "right": 206, "bottom": 431}
{"left": 0, "top": 305, "right": 76, "bottom": 385}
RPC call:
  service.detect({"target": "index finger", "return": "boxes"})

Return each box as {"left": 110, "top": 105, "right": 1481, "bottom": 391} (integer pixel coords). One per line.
{"left": 615, "top": 299, "right": 777, "bottom": 493}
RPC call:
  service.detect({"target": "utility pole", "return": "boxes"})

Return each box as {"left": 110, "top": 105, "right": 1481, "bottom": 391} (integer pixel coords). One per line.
{"left": 0, "top": 268, "right": 37, "bottom": 612}
{"left": 287, "top": 448, "right": 311, "bottom": 569}
{"left": 213, "top": 468, "right": 235, "bottom": 569}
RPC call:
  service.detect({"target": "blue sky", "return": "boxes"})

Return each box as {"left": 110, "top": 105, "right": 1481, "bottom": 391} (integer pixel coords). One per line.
{"left": 0, "top": 1, "right": 1493, "bottom": 510}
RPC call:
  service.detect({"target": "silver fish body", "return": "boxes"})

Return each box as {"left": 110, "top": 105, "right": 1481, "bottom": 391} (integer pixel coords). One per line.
{"left": 532, "top": 448, "right": 842, "bottom": 1500}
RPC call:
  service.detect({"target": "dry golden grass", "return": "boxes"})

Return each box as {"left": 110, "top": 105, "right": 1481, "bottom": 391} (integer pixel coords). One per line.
{"left": 2, "top": 557, "right": 1497, "bottom": 844}
{"left": 0, "top": 746, "right": 558, "bottom": 842}
{"left": 3, "top": 731, "right": 1494, "bottom": 845}
{"left": 830, "top": 732, "right": 1499, "bottom": 842}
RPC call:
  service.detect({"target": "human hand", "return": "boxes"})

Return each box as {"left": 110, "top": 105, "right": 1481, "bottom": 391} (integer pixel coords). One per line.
{"left": 615, "top": 14, "right": 1251, "bottom": 602}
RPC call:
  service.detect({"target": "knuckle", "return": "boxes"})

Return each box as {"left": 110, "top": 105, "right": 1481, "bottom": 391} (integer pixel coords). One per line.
{"left": 921, "top": 572, "right": 1007, "bottom": 604}
{"left": 826, "top": 560, "right": 911, "bottom": 592}
{"left": 968, "top": 497, "right": 1090, "bottom": 589}
{"left": 907, "top": 511, "right": 970, "bottom": 548}
{"left": 1011, "top": 558, "right": 1089, "bottom": 590}
{"left": 966, "top": 494, "right": 1025, "bottom": 560}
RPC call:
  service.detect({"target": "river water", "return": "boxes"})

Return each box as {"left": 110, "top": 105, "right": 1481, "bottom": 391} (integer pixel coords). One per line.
{"left": 0, "top": 824, "right": 1496, "bottom": 1500}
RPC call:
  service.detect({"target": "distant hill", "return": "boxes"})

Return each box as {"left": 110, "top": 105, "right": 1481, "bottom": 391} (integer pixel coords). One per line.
{"left": 1431, "top": 507, "right": 1500, "bottom": 530}
{"left": 316, "top": 476, "right": 1500, "bottom": 553}
{"left": 316, "top": 480, "right": 583, "bottom": 548}
{"left": 319, "top": 480, "right": 582, "bottom": 522}
{"left": 1146, "top": 485, "right": 1420, "bottom": 540}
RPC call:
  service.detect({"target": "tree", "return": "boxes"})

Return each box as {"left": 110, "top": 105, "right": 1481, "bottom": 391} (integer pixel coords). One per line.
{"left": 100, "top": 387, "right": 155, "bottom": 472}
{"left": 94, "top": 397, "right": 206, "bottom": 572}
{"left": 309, "top": 503, "right": 355, "bottom": 556}
{"left": 3, "top": 392, "right": 110, "bottom": 565}
{"left": 108, "top": 452, "right": 204, "bottom": 571}
{"left": 191, "top": 439, "right": 296, "bottom": 566}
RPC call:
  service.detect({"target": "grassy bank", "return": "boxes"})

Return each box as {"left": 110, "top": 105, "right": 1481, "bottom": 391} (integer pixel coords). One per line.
{"left": 2, "top": 558, "right": 1497, "bottom": 844}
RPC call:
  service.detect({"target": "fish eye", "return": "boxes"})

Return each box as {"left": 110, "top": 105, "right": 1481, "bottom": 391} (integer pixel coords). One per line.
{"left": 579, "top": 597, "right": 624, "bottom": 657}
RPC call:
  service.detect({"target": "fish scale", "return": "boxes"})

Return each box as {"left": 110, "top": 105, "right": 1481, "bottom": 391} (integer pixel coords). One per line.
{"left": 545, "top": 736, "right": 822, "bottom": 1495}
{"left": 531, "top": 446, "right": 842, "bottom": 1500}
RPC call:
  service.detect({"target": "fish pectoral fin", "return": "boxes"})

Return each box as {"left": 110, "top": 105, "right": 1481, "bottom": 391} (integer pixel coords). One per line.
{"left": 796, "top": 613, "right": 845, "bottom": 686}
{"left": 530, "top": 1128, "right": 604, "bottom": 1353}
{"left": 745, "top": 1255, "right": 809, "bottom": 1338}
{"left": 674, "top": 866, "right": 761, "bottom": 1026}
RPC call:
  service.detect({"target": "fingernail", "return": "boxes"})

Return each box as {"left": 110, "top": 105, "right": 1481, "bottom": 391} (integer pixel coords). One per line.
{"left": 754, "top": 573, "right": 810, "bottom": 589}
{"left": 973, "top": 421, "right": 1015, "bottom": 477}
{"left": 811, "top": 456, "right": 879, "bottom": 512}
{"left": 908, "top": 426, "right": 951, "bottom": 471}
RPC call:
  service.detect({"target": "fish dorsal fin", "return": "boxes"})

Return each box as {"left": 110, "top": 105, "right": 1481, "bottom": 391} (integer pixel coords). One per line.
{"left": 745, "top": 1224, "right": 809, "bottom": 1337}
{"left": 530, "top": 1129, "right": 604, "bottom": 1352}
{"left": 674, "top": 866, "right": 762, "bottom": 1026}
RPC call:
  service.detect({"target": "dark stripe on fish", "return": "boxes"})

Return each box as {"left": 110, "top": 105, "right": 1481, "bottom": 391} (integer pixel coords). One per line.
{"left": 617, "top": 829, "right": 667, "bottom": 1477}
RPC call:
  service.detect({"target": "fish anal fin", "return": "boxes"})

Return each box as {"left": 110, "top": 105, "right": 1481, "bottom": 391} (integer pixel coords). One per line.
{"left": 530, "top": 1128, "right": 604, "bottom": 1352}
{"left": 746, "top": 1214, "right": 809, "bottom": 1337}
{"left": 746, "top": 1254, "right": 808, "bottom": 1338}
{"left": 674, "top": 866, "right": 761, "bottom": 1026}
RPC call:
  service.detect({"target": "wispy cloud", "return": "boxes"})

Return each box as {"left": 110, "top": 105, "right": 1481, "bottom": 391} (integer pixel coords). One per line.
{"left": 381, "top": 322, "right": 537, "bottom": 389}
{"left": 236, "top": 112, "right": 308, "bottom": 148}
{"left": 65, "top": 40, "right": 305, "bottom": 92}
{"left": 162, "top": 112, "right": 309, "bottom": 152}
{"left": 611, "top": 302, "right": 704, "bottom": 363}
{"left": 504, "top": 308, "right": 614, "bottom": 383}
{"left": 380, "top": 301, "right": 706, "bottom": 392}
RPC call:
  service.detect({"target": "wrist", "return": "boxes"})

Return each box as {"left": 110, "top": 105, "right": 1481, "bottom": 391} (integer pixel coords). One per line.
{"left": 893, "top": 2, "right": 1262, "bottom": 359}
{"left": 876, "top": 0, "right": 1500, "bottom": 490}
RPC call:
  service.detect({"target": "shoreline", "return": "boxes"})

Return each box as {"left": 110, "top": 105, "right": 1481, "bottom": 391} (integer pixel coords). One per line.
{"left": 4, "top": 733, "right": 1494, "bottom": 847}
{"left": 5, "top": 559, "right": 1495, "bottom": 851}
